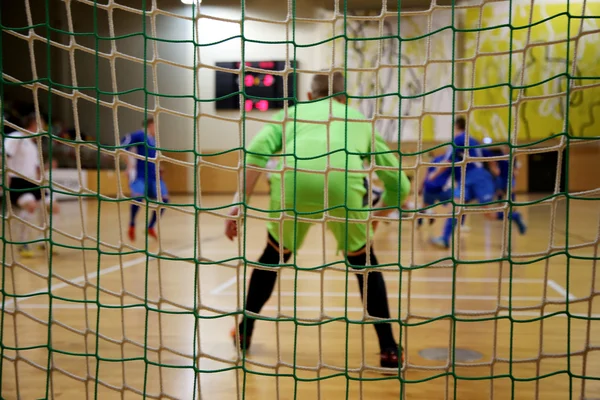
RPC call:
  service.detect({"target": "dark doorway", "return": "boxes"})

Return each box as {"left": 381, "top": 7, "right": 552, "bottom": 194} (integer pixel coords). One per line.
{"left": 528, "top": 150, "right": 567, "bottom": 193}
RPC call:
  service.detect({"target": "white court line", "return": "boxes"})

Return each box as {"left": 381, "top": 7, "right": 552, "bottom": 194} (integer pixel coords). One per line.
{"left": 278, "top": 276, "right": 543, "bottom": 283}
{"left": 211, "top": 274, "right": 577, "bottom": 301}
{"left": 2, "top": 303, "right": 598, "bottom": 319}
{"left": 3, "top": 245, "right": 194, "bottom": 308}
{"left": 204, "top": 248, "right": 501, "bottom": 258}
{"left": 210, "top": 274, "right": 544, "bottom": 296}
{"left": 261, "top": 306, "right": 600, "bottom": 318}
{"left": 219, "top": 291, "right": 567, "bottom": 302}
{"left": 3, "top": 244, "right": 576, "bottom": 310}
{"left": 547, "top": 279, "right": 576, "bottom": 301}
{"left": 211, "top": 276, "right": 239, "bottom": 295}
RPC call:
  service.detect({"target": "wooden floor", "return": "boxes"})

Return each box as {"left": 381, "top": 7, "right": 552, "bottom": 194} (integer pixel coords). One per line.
{"left": 1, "top": 193, "right": 599, "bottom": 399}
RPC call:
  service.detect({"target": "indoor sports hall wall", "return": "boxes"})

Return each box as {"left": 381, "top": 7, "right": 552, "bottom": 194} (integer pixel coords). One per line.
{"left": 463, "top": 0, "right": 600, "bottom": 141}
{"left": 337, "top": 1, "right": 600, "bottom": 142}
{"left": 339, "top": 10, "right": 456, "bottom": 142}
{"left": 2, "top": 0, "right": 598, "bottom": 195}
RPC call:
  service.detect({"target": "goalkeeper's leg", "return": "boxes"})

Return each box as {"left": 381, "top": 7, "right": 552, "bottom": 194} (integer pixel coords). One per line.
{"left": 330, "top": 211, "right": 402, "bottom": 369}
{"left": 232, "top": 219, "right": 311, "bottom": 351}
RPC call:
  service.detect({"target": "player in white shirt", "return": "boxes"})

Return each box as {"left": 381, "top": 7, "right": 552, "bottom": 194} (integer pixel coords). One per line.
{"left": 4, "top": 114, "right": 60, "bottom": 258}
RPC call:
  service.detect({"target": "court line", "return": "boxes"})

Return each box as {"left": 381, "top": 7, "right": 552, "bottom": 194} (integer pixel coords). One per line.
{"left": 262, "top": 306, "right": 600, "bottom": 319}
{"left": 2, "top": 245, "right": 194, "bottom": 308}
{"left": 211, "top": 276, "right": 240, "bottom": 295}
{"left": 219, "top": 290, "right": 567, "bottom": 302}
{"left": 3, "top": 303, "right": 598, "bottom": 319}
{"left": 547, "top": 279, "right": 576, "bottom": 301}
{"left": 209, "top": 274, "right": 544, "bottom": 296}
{"left": 205, "top": 248, "right": 500, "bottom": 257}
{"left": 211, "top": 275, "right": 578, "bottom": 302}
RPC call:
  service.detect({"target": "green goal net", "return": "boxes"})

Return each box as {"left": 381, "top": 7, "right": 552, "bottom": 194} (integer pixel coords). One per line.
{"left": 1, "top": 0, "right": 599, "bottom": 399}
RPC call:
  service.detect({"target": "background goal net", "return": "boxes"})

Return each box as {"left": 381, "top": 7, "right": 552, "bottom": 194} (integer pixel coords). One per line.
{"left": 1, "top": 0, "right": 599, "bottom": 399}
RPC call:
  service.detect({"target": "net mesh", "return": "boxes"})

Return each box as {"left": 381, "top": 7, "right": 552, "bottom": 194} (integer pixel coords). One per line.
{"left": 1, "top": 0, "right": 600, "bottom": 399}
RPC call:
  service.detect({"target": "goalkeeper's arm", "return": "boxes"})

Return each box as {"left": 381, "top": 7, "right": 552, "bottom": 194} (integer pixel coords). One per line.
{"left": 225, "top": 115, "right": 283, "bottom": 241}
{"left": 371, "top": 133, "right": 411, "bottom": 209}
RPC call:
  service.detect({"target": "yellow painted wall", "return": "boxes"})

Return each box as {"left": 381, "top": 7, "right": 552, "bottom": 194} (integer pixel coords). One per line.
{"left": 463, "top": 1, "right": 600, "bottom": 140}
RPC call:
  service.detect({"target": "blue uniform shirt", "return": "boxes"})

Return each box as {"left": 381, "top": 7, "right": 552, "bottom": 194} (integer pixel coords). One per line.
{"left": 120, "top": 130, "right": 158, "bottom": 181}
{"left": 496, "top": 157, "right": 518, "bottom": 193}
{"left": 424, "top": 155, "right": 452, "bottom": 192}
{"left": 442, "top": 131, "right": 491, "bottom": 183}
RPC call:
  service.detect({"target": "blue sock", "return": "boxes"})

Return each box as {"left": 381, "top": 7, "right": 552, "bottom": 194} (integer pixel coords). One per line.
{"left": 148, "top": 199, "right": 168, "bottom": 229}
{"left": 511, "top": 211, "right": 526, "bottom": 233}
{"left": 130, "top": 204, "right": 140, "bottom": 227}
{"left": 511, "top": 211, "right": 522, "bottom": 224}
{"left": 442, "top": 217, "right": 457, "bottom": 244}
{"left": 461, "top": 215, "right": 466, "bottom": 226}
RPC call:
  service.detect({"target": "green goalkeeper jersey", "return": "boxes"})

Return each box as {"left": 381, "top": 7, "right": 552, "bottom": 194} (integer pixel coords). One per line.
{"left": 246, "top": 98, "right": 410, "bottom": 212}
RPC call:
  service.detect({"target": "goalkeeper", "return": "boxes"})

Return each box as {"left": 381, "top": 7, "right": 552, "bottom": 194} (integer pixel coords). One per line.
{"left": 224, "top": 72, "right": 411, "bottom": 369}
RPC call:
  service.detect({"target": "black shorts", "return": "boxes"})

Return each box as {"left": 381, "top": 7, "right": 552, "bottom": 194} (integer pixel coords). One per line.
{"left": 9, "top": 177, "right": 42, "bottom": 206}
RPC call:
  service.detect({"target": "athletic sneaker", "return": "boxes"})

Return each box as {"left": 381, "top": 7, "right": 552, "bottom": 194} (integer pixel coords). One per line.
{"left": 380, "top": 347, "right": 403, "bottom": 369}
{"left": 148, "top": 227, "right": 158, "bottom": 240}
{"left": 18, "top": 244, "right": 34, "bottom": 258}
{"left": 430, "top": 236, "right": 449, "bottom": 249}
{"left": 128, "top": 226, "right": 136, "bottom": 241}
{"left": 230, "top": 326, "right": 252, "bottom": 351}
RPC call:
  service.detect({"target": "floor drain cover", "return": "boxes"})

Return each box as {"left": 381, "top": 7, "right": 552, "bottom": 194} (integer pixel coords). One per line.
{"left": 419, "top": 347, "right": 483, "bottom": 362}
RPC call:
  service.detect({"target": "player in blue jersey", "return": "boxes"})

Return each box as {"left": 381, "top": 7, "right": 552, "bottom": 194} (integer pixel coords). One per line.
{"left": 488, "top": 146, "right": 527, "bottom": 234}
{"left": 417, "top": 153, "right": 453, "bottom": 227}
{"left": 428, "top": 117, "right": 497, "bottom": 248}
{"left": 120, "top": 118, "right": 169, "bottom": 241}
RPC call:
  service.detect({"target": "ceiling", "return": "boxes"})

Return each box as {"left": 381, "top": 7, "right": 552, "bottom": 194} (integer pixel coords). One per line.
{"left": 199, "top": 0, "right": 456, "bottom": 12}
{"left": 320, "top": 0, "right": 455, "bottom": 10}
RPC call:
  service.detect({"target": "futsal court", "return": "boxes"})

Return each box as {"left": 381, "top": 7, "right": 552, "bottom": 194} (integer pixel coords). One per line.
{"left": 2, "top": 0, "right": 600, "bottom": 398}
{"left": 1, "top": 192, "right": 599, "bottom": 399}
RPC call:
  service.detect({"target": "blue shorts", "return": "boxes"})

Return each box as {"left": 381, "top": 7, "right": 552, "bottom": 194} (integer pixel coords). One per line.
{"left": 130, "top": 179, "right": 169, "bottom": 200}
{"left": 496, "top": 176, "right": 516, "bottom": 194}
{"left": 454, "top": 178, "right": 495, "bottom": 204}
{"left": 423, "top": 188, "right": 452, "bottom": 205}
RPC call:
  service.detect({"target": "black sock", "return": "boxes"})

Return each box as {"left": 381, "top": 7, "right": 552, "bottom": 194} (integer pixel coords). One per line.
{"left": 130, "top": 203, "right": 141, "bottom": 227}
{"left": 348, "top": 248, "right": 397, "bottom": 352}
{"left": 240, "top": 235, "right": 291, "bottom": 337}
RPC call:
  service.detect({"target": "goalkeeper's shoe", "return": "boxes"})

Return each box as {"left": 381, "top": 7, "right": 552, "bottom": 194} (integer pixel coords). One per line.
{"left": 230, "top": 325, "right": 252, "bottom": 352}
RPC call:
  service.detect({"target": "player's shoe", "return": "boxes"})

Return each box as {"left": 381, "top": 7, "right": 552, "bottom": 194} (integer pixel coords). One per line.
{"left": 230, "top": 326, "right": 252, "bottom": 351}
{"left": 430, "top": 236, "right": 449, "bottom": 249}
{"left": 18, "top": 244, "right": 34, "bottom": 258}
{"left": 380, "top": 346, "right": 403, "bottom": 369}
{"left": 128, "top": 226, "right": 136, "bottom": 241}
{"left": 461, "top": 225, "right": 471, "bottom": 233}
{"left": 148, "top": 227, "right": 158, "bottom": 240}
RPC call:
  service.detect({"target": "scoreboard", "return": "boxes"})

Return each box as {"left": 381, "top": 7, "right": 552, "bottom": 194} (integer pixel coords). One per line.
{"left": 215, "top": 61, "right": 297, "bottom": 111}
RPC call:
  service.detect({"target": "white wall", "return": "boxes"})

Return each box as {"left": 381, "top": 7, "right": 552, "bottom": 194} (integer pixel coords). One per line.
{"left": 8, "top": 0, "right": 457, "bottom": 150}
{"left": 335, "top": 10, "right": 458, "bottom": 142}
{"left": 195, "top": 2, "right": 327, "bottom": 150}
{"left": 51, "top": 0, "right": 326, "bottom": 152}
